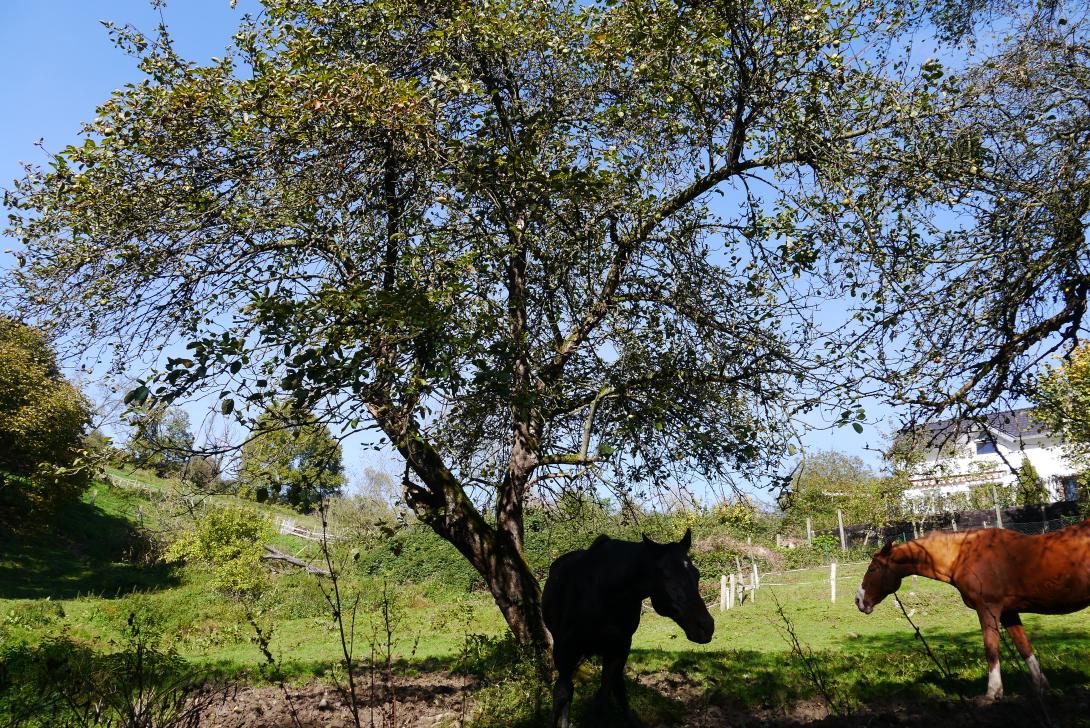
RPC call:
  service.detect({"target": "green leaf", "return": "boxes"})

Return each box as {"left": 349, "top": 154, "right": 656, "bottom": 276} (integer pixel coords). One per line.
{"left": 124, "top": 385, "right": 150, "bottom": 406}
{"left": 852, "top": 422, "right": 864, "bottom": 434}
{"left": 221, "top": 398, "right": 235, "bottom": 415}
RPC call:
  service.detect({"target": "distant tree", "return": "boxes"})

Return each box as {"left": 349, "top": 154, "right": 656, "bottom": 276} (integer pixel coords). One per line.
{"left": 0, "top": 317, "right": 94, "bottom": 521}
{"left": 355, "top": 466, "right": 400, "bottom": 513}
{"left": 1015, "top": 458, "right": 1048, "bottom": 506}
{"left": 82, "top": 429, "right": 119, "bottom": 464}
{"left": 780, "top": 450, "right": 903, "bottom": 530}
{"left": 1031, "top": 343, "right": 1090, "bottom": 501}
{"left": 182, "top": 455, "right": 220, "bottom": 491}
{"left": 239, "top": 402, "right": 345, "bottom": 513}
{"left": 1032, "top": 343, "right": 1090, "bottom": 456}
{"left": 712, "top": 495, "right": 759, "bottom": 532}
{"left": 125, "top": 404, "right": 194, "bottom": 477}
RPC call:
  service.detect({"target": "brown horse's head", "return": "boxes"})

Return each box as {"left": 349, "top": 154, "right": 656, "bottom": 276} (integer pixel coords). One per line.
{"left": 856, "top": 540, "right": 902, "bottom": 614}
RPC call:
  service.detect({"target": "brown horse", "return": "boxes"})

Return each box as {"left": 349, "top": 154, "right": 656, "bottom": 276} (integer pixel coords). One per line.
{"left": 855, "top": 520, "right": 1090, "bottom": 699}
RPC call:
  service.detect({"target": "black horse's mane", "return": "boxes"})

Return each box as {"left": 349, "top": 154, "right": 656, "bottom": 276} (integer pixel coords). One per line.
{"left": 587, "top": 534, "right": 611, "bottom": 550}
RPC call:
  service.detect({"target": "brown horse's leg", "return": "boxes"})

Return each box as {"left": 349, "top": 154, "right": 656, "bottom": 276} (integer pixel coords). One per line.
{"left": 1001, "top": 612, "right": 1050, "bottom": 694}
{"left": 977, "top": 607, "right": 1004, "bottom": 700}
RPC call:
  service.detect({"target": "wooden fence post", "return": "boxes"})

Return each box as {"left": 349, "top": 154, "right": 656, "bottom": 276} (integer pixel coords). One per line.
{"left": 806, "top": 517, "right": 813, "bottom": 546}
{"left": 729, "top": 573, "right": 736, "bottom": 609}
{"left": 750, "top": 563, "right": 757, "bottom": 604}
{"left": 951, "top": 515, "right": 958, "bottom": 532}
{"left": 720, "top": 575, "right": 728, "bottom": 612}
{"left": 830, "top": 562, "right": 837, "bottom": 603}
{"left": 837, "top": 509, "right": 846, "bottom": 551}
{"left": 992, "top": 485, "right": 1004, "bottom": 528}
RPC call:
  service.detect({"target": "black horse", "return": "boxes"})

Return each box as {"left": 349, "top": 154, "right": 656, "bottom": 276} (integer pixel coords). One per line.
{"left": 542, "top": 529, "right": 715, "bottom": 727}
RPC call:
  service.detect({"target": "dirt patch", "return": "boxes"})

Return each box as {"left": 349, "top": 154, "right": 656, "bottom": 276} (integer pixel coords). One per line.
{"left": 198, "top": 673, "right": 475, "bottom": 728}
{"left": 684, "top": 687, "right": 1090, "bottom": 728}
{"left": 197, "top": 670, "right": 1090, "bottom": 727}
{"left": 692, "top": 534, "right": 785, "bottom": 570}
{"left": 639, "top": 669, "right": 1090, "bottom": 727}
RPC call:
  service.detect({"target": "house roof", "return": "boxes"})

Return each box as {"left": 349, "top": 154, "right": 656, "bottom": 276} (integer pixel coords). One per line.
{"left": 899, "top": 407, "right": 1053, "bottom": 450}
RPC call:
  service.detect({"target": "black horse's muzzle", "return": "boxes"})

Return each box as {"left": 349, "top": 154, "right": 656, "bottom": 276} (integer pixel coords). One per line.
{"left": 684, "top": 614, "right": 715, "bottom": 644}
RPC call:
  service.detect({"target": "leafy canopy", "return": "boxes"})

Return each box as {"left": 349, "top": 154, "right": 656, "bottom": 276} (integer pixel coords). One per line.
{"left": 3, "top": 0, "right": 1054, "bottom": 641}
{"left": 3, "top": 0, "right": 946, "bottom": 497}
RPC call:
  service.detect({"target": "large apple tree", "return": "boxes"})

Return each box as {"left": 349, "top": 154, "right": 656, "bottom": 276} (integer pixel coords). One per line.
{"left": 5, "top": 0, "right": 968, "bottom": 646}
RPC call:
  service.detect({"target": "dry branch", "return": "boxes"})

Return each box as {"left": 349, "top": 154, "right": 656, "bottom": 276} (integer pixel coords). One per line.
{"left": 261, "top": 546, "right": 330, "bottom": 576}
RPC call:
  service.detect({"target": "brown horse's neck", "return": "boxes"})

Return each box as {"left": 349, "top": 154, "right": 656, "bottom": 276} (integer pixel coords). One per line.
{"left": 890, "top": 532, "right": 964, "bottom": 584}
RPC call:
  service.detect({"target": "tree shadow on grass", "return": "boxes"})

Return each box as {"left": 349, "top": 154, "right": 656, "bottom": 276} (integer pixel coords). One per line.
{"left": 0, "top": 497, "right": 179, "bottom": 600}
{"left": 618, "top": 625, "right": 1090, "bottom": 727}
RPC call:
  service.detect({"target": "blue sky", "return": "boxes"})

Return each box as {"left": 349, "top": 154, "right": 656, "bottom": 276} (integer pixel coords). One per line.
{"left": 0, "top": 1, "right": 897, "bottom": 499}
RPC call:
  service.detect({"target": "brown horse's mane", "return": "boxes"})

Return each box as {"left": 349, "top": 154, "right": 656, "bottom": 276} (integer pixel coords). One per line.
{"left": 887, "top": 529, "right": 973, "bottom": 583}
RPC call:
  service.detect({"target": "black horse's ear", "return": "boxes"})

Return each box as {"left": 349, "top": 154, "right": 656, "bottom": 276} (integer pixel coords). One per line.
{"left": 680, "top": 528, "right": 692, "bottom": 551}
{"left": 879, "top": 540, "right": 894, "bottom": 556}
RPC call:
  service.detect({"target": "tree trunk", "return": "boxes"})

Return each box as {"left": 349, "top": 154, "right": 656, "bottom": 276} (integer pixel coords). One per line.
{"left": 481, "top": 533, "right": 552, "bottom": 649}
{"left": 372, "top": 404, "right": 551, "bottom": 651}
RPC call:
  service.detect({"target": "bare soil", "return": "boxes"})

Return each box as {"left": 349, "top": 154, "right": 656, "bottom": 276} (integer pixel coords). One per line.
{"left": 197, "top": 670, "right": 1090, "bottom": 727}
{"left": 198, "top": 673, "right": 475, "bottom": 728}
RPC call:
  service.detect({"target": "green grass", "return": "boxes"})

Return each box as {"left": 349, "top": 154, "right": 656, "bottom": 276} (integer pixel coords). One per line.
{"left": 0, "top": 483, "right": 177, "bottom": 600}
{"left": 626, "top": 567, "right": 1090, "bottom": 715}
{"left": 3, "top": 473, "right": 1090, "bottom": 727}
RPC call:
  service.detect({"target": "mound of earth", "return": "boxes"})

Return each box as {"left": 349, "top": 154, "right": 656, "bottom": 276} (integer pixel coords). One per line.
{"left": 197, "top": 669, "right": 1090, "bottom": 727}
{"left": 198, "top": 673, "right": 475, "bottom": 728}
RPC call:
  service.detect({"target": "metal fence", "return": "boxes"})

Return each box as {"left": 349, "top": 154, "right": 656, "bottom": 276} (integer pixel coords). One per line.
{"left": 815, "top": 499, "right": 1086, "bottom": 549}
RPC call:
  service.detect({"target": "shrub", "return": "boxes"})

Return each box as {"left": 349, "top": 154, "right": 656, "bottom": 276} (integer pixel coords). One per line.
{"left": 165, "top": 505, "right": 272, "bottom": 599}
{"left": 0, "top": 611, "right": 223, "bottom": 728}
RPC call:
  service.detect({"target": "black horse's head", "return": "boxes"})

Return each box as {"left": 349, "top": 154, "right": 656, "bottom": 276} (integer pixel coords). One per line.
{"left": 643, "top": 529, "right": 715, "bottom": 644}
{"left": 856, "top": 540, "right": 902, "bottom": 615}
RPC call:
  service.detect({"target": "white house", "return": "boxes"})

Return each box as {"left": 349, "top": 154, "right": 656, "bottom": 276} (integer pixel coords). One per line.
{"left": 900, "top": 408, "right": 1080, "bottom": 505}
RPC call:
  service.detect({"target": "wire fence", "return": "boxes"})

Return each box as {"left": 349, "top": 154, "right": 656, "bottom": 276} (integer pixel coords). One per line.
{"left": 811, "top": 498, "right": 1086, "bottom": 551}
{"left": 703, "top": 512, "right": 1087, "bottom": 611}
{"left": 699, "top": 560, "right": 873, "bottom": 610}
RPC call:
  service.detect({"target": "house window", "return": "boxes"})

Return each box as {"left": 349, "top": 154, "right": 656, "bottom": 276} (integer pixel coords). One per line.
{"left": 975, "top": 440, "right": 997, "bottom": 455}
{"left": 1063, "top": 477, "right": 1078, "bottom": 502}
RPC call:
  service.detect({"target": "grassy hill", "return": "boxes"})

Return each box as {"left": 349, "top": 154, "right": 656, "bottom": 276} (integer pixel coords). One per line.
{"left": 2, "top": 470, "right": 1090, "bottom": 727}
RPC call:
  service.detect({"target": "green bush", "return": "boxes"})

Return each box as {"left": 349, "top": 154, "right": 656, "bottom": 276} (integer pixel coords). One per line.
{"left": 0, "top": 610, "right": 213, "bottom": 728}
{"left": 461, "top": 635, "right": 550, "bottom": 728}
{"left": 165, "top": 505, "right": 272, "bottom": 599}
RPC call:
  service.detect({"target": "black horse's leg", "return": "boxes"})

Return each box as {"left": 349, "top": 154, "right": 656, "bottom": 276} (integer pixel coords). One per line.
{"left": 601, "top": 649, "right": 645, "bottom": 727}
{"left": 552, "top": 644, "right": 577, "bottom": 728}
